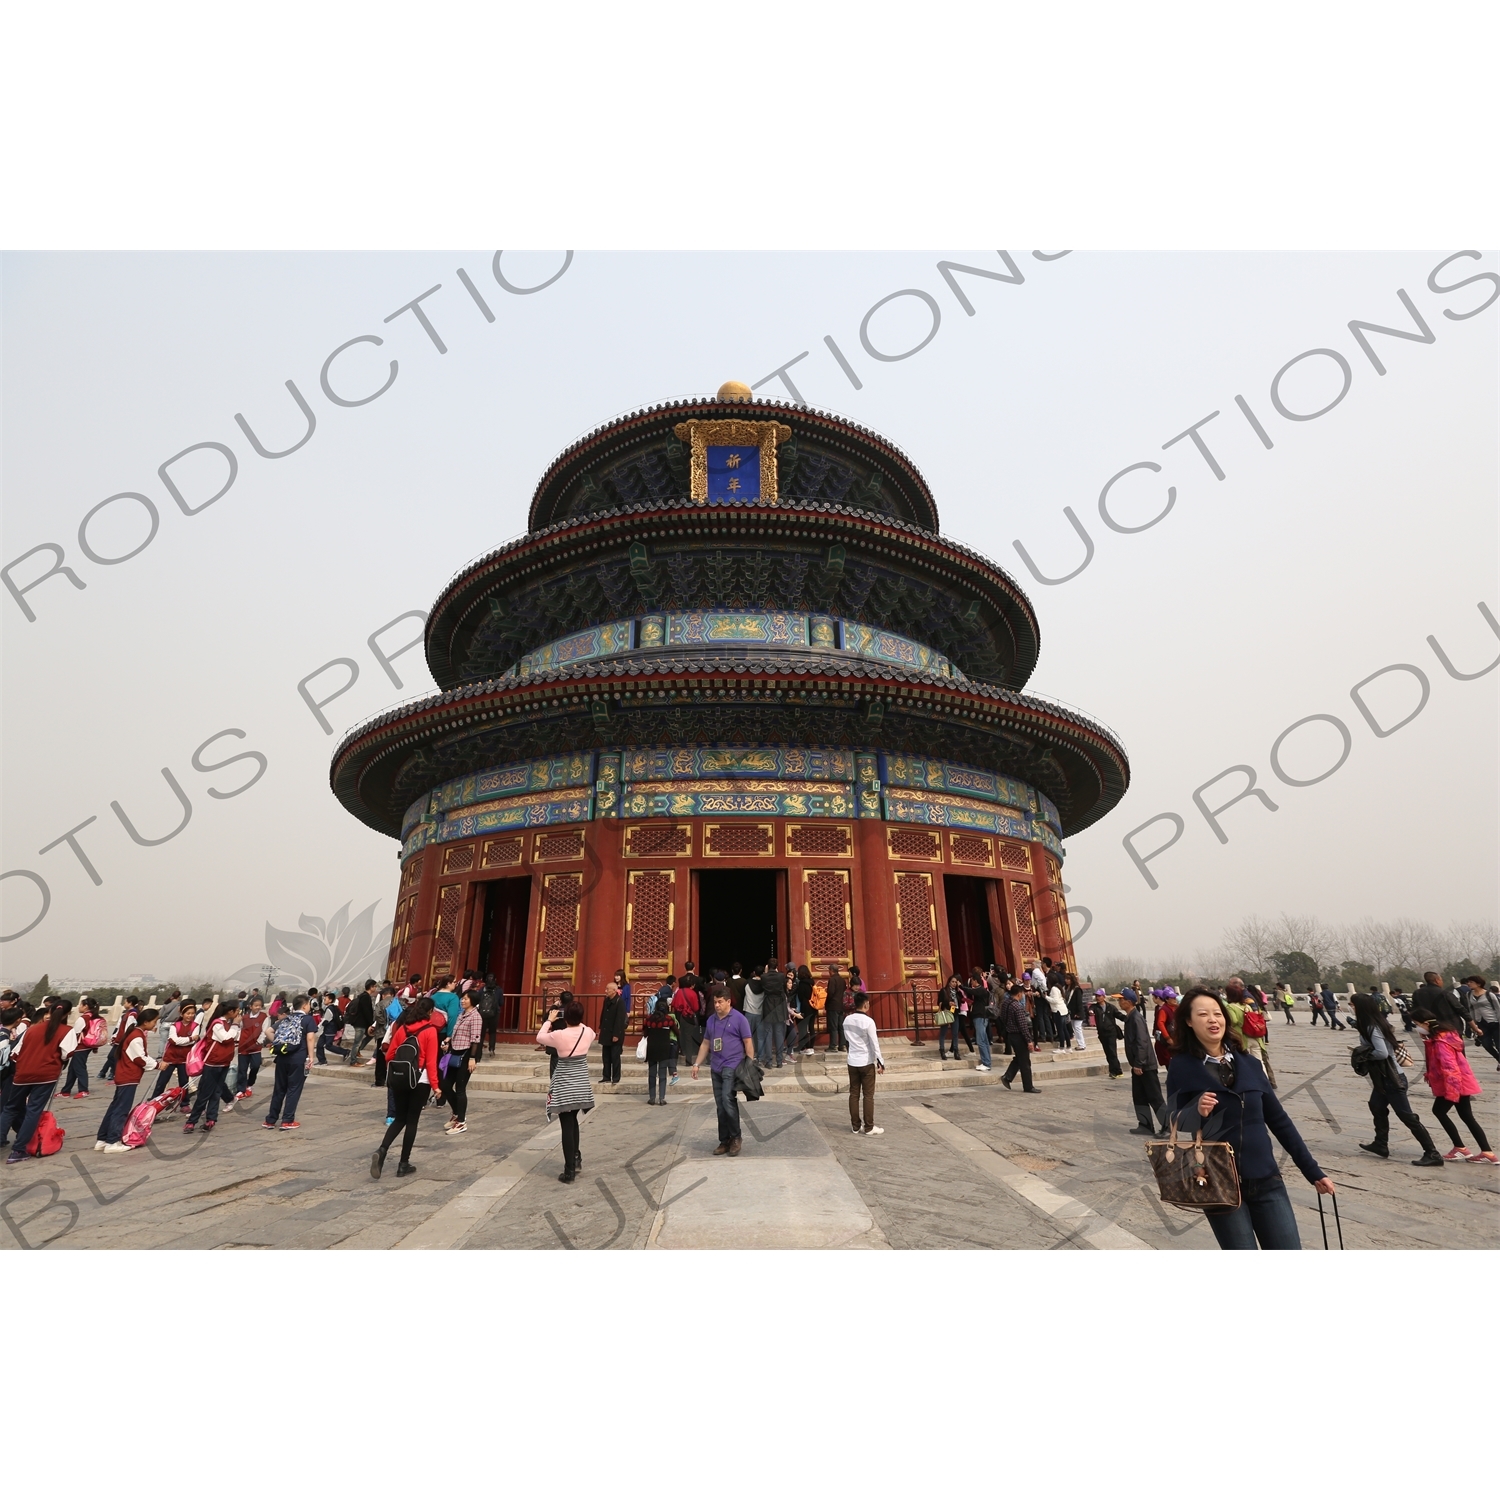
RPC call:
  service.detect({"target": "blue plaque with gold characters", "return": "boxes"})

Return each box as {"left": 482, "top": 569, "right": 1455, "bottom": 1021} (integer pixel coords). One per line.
{"left": 674, "top": 413, "right": 793, "bottom": 505}
{"left": 707, "top": 445, "right": 761, "bottom": 502}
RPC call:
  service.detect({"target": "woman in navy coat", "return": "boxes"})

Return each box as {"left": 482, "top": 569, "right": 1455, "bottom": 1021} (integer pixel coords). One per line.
{"left": 1167, "top": 986, "right": 1335, "bottom": 1249}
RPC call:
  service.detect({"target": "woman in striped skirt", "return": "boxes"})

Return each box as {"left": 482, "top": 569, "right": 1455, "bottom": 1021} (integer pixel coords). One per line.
{"left": 538, "top": 995, "right": 595, "bottom": 1184}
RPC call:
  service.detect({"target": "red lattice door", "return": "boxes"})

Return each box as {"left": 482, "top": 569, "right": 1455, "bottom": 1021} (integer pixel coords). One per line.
{"left": 892, "top": 870, "right": 940, "bottom": 984}
{"left": 625, "top": 868, "right": 676, "bottom": 992}
{"left": 427, "top": 883, "right": 466, "bottom": 987}
{"left": 1009, "top": 880, "right": 1040, "bottom": 964}
{"left": 802, "top": 868, "right": 853, "bottom": 969}
{"left": 536, "top": 871, "right": 583, "bottom": 999}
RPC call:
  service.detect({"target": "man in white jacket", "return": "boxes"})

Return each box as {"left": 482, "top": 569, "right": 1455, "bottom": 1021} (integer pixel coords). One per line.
{"left": 843, "top": 994, "right": 885, "bottom": 1137}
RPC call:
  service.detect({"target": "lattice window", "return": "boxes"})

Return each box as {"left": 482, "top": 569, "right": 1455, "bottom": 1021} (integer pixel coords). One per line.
{"left": 536, "top": 872, "right": 583, "bottom": 992}
{"left": 534, "top": 828, "right": 585, "bottom": 863}
{"left": 1010, "top": 880, "right": 1039, "bottom": 960}
{"left": 429, "top": 883, "right": 465, "bottom": 982}
{"left": 804, "top": 868, "right": 852, "bottom": 963}
{"left": 402, "top": 854, "right": 423, "bottom": 888}
{"left": 481, "top": 836, "right": 523, "bottom": 868}
{"left": 999, "top": 841, "right": 1031, "bottom": 870}
{"left": 704, "top": 822, "right": 773, "bottom": 857}
{"left": 787, "top": 822, "right": 852, "bottom": 857}
{"left": 626, "top": 869, "right": 675, "bottom": 968}
{"left": 887, "top": 826, "right": 942, "bottom": 862}
{"left": 893, "top": 870, "right": 940, "bottom": 980}
{"left": 950, "top": 833, "right": 995, "bottom": 867}
{"left": 623, "top": 822, "right": 692, "bottom": 858}
{"left": 442, "top": 843, "right": 475, "bottom": 874}
{"left": 540, "top": 872, "right": 583, "bottom": 958}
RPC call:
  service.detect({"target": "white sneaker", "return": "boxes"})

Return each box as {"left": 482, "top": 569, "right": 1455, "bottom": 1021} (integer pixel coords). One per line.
{"left": 223, "top": 1101, "right": 234, "bottom": 1112}
{"left": 976, "top": 1064, "right": 991, "bottom": 1072}
{"left": 865, "top": 1125, "right": 885, "bottom": 1135}
{"left": 93, "top": 1139, "right": 107, "bottom": 1152}
{"left": 852, "top": 1125, "right": 864, "bottom": 1134}
{"left": 103, "top": 1142, "right": 133, "bottom": 1153}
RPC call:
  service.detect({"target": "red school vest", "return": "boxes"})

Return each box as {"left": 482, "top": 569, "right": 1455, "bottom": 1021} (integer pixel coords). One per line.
{"left": 113, "top": 1026, "right": 149, "bottom": 1086}
{"left": 161, "top": 1019, "right": 196, "bottom": 1064}
{"left": 13, "top": 1022, "right": 71, "bottom": 1086}
{"left": 204, "top": 1020, "right": 239, "bottom": 1068}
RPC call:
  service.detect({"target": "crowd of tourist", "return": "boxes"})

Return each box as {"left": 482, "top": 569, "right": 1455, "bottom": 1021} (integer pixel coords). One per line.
{"left": 2, "top": 957, "right": 1493, "bottom": 1255}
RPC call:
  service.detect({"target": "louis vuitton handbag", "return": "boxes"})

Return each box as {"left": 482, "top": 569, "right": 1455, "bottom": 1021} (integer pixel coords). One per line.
{"left": 1146, "top": 1115, "right": 1242, "bottom": 1210}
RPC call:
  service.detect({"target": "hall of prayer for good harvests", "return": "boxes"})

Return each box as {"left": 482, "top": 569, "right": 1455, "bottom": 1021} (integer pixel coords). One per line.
{"left": 330, "top": 382, "right": 1129, "bottom": 1034}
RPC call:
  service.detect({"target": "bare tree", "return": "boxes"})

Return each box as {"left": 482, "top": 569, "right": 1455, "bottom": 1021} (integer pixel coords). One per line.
{"left": 1220, "top": 914, "right": 1280, "bottom": 976}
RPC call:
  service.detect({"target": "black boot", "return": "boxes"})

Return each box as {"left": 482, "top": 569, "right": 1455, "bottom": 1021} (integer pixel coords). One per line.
{"left": 1411, "top": 1149, "right": 1445, "bottom": 1166}
{"left": 1410, "top": 1121, "right": 1440, "bottom": 1156}
{"left": 558, "top": 1160, "right": 576, "bottom": 1184}
{"left": 1358, "top": 1139, "right": 1389, "bottom": 1158}
{"left": 370, "top": 1145, "right": 388, "bottom": 1179}
{"left": 395, "top": 1160, "right": 416, "bottom": 1177}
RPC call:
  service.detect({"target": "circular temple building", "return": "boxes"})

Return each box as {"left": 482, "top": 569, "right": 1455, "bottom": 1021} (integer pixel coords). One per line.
{"left": 331, "top": 386, "right": 1128, "bottom": 1033}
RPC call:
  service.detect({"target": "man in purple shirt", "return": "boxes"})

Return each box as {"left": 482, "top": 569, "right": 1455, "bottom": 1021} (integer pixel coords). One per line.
{"left": 692, "top": 983, "right": 755, "bottom": 1156}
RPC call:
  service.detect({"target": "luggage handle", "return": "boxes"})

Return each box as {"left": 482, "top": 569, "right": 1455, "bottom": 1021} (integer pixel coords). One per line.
{"left": 1316, "top": 1191, "right": 1343, "bottom": 1250}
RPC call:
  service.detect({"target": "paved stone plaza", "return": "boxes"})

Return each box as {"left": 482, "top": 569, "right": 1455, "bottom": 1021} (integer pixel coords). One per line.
{"left": 4, "top": 1025, "right": 1495, "bottom": 1251}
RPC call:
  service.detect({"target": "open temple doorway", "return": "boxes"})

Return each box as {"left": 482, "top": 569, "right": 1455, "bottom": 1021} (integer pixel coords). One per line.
{"left": 478, "top": 876, "right": 531, "bottom": 1026}
{"left": 696, "top": 869, "right": 781, "bottom": 978}
{"left": 944, "top": 874, "right": 996, "bottom": 981}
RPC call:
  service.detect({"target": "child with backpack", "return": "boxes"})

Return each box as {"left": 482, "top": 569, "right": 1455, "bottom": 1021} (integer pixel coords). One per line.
{"left": 184, "top": 999, "right": 241, "bottom": 1133}
{"left": 2, "top": 999, "right": 77, "bottom": 1163}
{"left": 96, "top": 1009, "right": 162, "bottom": 1151}
{"left": 263, "top": 994, "right": 316, "bottom": 1130}
{"left": 372, "top": 995, "right": 442, "bottom": 1178}
{"left": 59, "top": 999, "right": 108, "bottom": 1099}
{"left": 152, "top": 1002, "right": 199, "bottom": 1100}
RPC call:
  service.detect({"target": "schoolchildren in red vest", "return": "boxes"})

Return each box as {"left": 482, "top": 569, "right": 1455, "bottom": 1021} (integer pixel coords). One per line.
{"left": 235, "top": 995, "right": 268, "bottom": 1100}
{"left": 60, "top": 999, "right": 107, "bottom": 1099}
{"left": 185, "top": 1000, "right": 241, "bottom": 1133}
{"left": 153, "top": 1003, "right": 199, "bottom": 1099}
{"left": 3, "top": 1000, "right": 78, "bottom": 1163}
{"left": 97, "top": 1009, "right": 161, "bottom": 1151}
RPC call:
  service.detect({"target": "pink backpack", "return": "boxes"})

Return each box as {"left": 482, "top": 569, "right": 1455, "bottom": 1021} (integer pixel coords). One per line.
{"left": 121, "top": 1087, "right": 184, "bottom": 1148}
{"left": 83, "top": 1016, "right": 108, "bottom": 1049}
{"left": 186, "top": 1034, "right": 212, "bottom": 1076}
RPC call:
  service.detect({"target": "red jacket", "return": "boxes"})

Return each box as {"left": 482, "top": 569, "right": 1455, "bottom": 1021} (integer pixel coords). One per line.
{"left": 671, "top": 987, "right": 700, "bottom": 1018}
{"left": 1423, "top": 1028, "right": 1481, "bottom": 1103}
{"left": 384, "top": 1017, "right": 441, "bottom": 1086}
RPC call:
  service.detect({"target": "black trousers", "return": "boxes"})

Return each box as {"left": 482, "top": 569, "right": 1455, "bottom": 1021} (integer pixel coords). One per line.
{"left": 1001, "top": 1035, "right": 1033, "bottom": 1089}
{"left": 1099, "top": 1032, "right": 1122, "bottom": 1076}
{"left": 380, "top": 1082, "right": 430, "bottom": 1165}
{"left": 601, "top": 1043, "right": 622, "bottom": 1083}
{"left": 559, "top": 1109, "right": 580, "bottom": 1166}
{"left": 481, "top": 1013, "right": 498, "bottom": 1053}
{"left": 1368, "top": 1079, "right": 1436, "bottom": 1153}
{"left": 1432, "top": 1094, "right": 1491, "bottom": 1153}
{"left": 1132, "top": 1067, "right": 1167, "bottom": 1129}
{"left": 447, "top": 1061, "right": 471, "bottom": 1122}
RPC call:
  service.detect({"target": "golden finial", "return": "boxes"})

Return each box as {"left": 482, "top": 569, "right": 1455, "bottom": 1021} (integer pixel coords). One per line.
{"left": 717, "top": 380, "right": 753, "bottom": 403}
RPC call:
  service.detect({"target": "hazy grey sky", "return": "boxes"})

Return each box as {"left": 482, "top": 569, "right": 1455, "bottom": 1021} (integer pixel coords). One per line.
{"left": 2, "top": 250, "right": 1495, "bottom": 981}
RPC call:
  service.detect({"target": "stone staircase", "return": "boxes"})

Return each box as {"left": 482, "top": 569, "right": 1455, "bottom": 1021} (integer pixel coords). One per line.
{"left": 314, "top": 1038, "right": 1114, "bottom": 1097}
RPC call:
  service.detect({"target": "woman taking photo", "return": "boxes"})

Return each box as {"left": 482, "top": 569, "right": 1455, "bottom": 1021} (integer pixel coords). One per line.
{"left": 1352, "top": 993, "right": 1442, "bottom": 1166}
{"left": 1167, "top": 986, "right": 1334, "bottom": 1249}
{"left": 372, "top": 995, "right": 441, "bottom": 1179}
{"left": 538, "top": 996, "right": 595, "bottom": 1183}
{"left": 1408, "top": 1006, "right": 1496, "bottom": 1163}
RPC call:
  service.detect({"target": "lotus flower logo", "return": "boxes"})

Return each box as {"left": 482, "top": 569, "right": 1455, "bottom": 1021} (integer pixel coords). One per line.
{"left": 225, "top": 901, "right": 392, "bottom": 992}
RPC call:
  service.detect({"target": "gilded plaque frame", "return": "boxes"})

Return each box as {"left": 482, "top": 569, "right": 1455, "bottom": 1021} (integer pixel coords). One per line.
{"left": 673, "top": 418, "right": 793, "bottom": 504}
